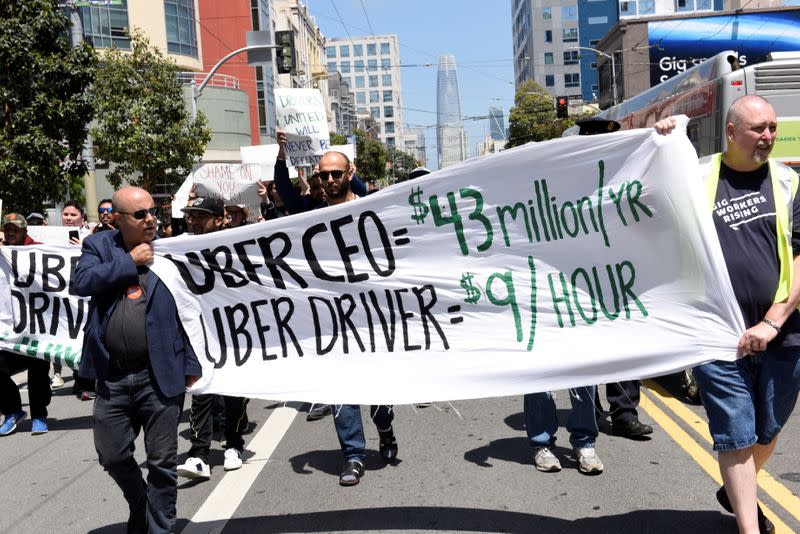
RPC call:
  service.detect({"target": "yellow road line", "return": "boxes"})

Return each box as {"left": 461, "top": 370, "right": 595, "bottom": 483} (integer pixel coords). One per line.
{"left": 643, "top": 379, "right": 800, "bottom": 524}
{"left": 638, "top": 383, "right": 795, "bottom": 534}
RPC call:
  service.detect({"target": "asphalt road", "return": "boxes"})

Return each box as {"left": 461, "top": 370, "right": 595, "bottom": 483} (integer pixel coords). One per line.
{"left": 1, "top": 368, "right": 798, "bottom": 534}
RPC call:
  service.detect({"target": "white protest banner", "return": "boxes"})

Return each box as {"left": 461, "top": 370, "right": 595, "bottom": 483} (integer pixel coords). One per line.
{"left": 240, "top": 144, "right": 299, "bottom": 179}
{"left": 190, "top": 163, "right": 263, "bottom": 222}
{"left": 149, "top": 126, "right": 744, "bottom": 405}
{"left": 274, "top": 88, "right": 330, "bottom": 166}
{"left": 0, "top": 245, "right": 87, "bottom": 369}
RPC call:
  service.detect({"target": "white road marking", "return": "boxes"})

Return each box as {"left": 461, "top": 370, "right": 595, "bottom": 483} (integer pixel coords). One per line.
{"left": 181, "top": 403, "right": 300, "bottom": 534}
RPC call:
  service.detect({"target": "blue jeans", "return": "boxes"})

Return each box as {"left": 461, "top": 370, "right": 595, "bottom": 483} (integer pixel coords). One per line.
{"left": 93, "top": 369, "right": 184, "bottom": 534}
{"left": 524, "top": 386, "right": 598, "bottom": 449}
{"left": 333, "top": 405, "right": 394, "bottom": 463}
{"left": 693, "top": 347, "right": 800, "bottom": 451}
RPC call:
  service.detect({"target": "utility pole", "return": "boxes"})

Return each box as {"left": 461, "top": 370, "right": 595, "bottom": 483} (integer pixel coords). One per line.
{"left": 66, "top": 1, "right": 98, "bottom": 221}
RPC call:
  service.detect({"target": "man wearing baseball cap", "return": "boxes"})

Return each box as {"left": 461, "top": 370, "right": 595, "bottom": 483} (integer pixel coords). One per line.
{"left": 177, "top": 195, "right": 250, "bottom": 479}
{"left": 0, "top": 214, "right": 50, "bottom": 436}
{"left": 181, "top": 197, "right": 224, "bottom": 235}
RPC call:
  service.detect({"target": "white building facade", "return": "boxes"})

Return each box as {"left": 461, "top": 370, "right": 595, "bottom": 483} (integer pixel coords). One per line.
{"left": 326, "top": 34, "right": 404, "bottom": 147}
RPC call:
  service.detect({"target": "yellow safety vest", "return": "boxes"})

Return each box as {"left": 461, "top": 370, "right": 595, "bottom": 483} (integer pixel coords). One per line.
{"left": 702, "top": 153, "right": 799, "bottom": 304}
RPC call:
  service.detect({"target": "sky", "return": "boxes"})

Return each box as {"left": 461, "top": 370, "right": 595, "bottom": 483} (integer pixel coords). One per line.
{"left": 305, "top": 0, "right": 516, "bottom": 169}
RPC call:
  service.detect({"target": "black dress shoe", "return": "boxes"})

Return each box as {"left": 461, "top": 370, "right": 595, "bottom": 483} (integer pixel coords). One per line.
{"left": 611, "top": 419, "right": 653, "bottom": 439}
{"left": 716, "top": 486, "right": 775, "bottom": 534}
{"left": 126, "top": 504, "right": 147, "bottom": 534}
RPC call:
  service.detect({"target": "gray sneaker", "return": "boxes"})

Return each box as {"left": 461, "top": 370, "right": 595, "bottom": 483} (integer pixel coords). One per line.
{"left": 533, "top": 446, "right": 561, "bottom": 472}
{"left": 574, "top": 446, "right": 603, "bottom": 474}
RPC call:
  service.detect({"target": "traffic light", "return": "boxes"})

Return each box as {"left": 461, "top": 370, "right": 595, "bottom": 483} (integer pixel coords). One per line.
{"left": 275, "top": 30, "right": 295, "bottom": 74}
{"left": 556, "top": 96, "right": 569, "bottom": 119}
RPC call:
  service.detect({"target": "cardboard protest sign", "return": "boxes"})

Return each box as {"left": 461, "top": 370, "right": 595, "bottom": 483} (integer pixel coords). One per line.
{"left": 274, "top": 88, "right": 330, "bottom": 166}
{"left": 191, "top": 164, "right": 263, "bottom": 222}
{"left": 240, "top": 144, "right": 299, "bottom": 179}
{"left": 143, "top": 127, "right": 743, "bottom": 404}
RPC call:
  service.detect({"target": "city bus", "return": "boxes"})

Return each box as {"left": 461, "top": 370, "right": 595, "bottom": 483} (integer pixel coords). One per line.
{"left": 564, "top": 50, "right": 800, "bottom": 171}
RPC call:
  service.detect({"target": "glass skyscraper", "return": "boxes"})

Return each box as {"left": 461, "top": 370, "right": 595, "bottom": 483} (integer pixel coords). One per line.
{"left": 437, "top": 54, "right": 467, "bottom": 169}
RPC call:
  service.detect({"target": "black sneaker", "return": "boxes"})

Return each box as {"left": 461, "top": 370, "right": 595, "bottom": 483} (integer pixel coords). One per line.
{"left": 378, "top": 428, "right": 398, "bottom": 464}
{"left": 716, "top": 486, "right": 775, "bottom": 534}
{"left": 339, "top": 460, "right": 364, "bottom": 486}
{"left": 611, "top": 419, "right": 653, "bottom": 439}
{"left": 306, "top": 404, "right": 332, "bottom": 421}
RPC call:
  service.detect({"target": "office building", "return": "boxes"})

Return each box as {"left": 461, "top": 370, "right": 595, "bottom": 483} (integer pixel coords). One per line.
{"left": 437, "top": 54, "right": 467, "bottom": 169}
{"left": 326, "top": 34, "right": 405, "bottom": 147}
{"left": 489, "top": 106, "right": 505, "bottom": 141}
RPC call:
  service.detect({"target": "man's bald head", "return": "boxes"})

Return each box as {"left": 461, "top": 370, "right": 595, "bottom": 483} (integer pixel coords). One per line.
{"left": 725, "top": 95, "right": 773, "bottom": 129}
{"left": 112, "top": 186, "right": 157, "bottom": 248}
{"left": 320, "top": 151, "right": 351, "bottom": 170}
{"left": 723, "top": 95, "right": 778, "bottom": 172}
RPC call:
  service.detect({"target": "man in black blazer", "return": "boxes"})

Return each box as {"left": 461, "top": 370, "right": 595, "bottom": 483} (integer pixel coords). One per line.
{"left": 73, "top": 186, "right": 202, "bottom": 534}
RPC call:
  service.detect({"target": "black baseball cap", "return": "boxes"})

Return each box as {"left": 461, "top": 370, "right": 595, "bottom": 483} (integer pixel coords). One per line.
{"left": 181, "top": 197, "right": 224, "bottom": 218}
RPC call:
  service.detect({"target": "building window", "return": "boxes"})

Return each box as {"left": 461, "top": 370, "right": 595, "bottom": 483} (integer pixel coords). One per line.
{"left": 591, "top": 84, "right": 599, "bottom": 91}
{"left": 367, "top": 59, "right": 378, "bottom": 71}
{"left": 640, "top": 0, "right": 655, "bottom": 13}
{"left": 371, "top": 106, "right": 380, "bottom": 119}
{"left": 355, "top": 60, "right": 364, "bottom": 73}
{"left": 380, "top": 42, "right": 390, "bottom": 55}
{"left": 382, "top": 73, "right": 392, "bottom": 86}
{"left": 562, "top": 28, "right": 578, "bottom": 42}
{"left": 356, "top": 92, "right": 366, "bottom": 104}
{"left": 327, "top": 61, "right": 336, "bottom": 72}
{"left": 386, "top": 137, "right": 395, "bottom": 146}
{"left": 381, "top": 58, "right": 391, "bottom": 70}
{"left": 370, "top": 90, "right": 380, "bottom": 103}
{"left": 367, "top": 43, "right": 377, "bottom": 55}
{"left": 543, "top": 52, "right": 553, "bottom": 65}
{"left": 565, "top": 73, "right": 580, "bottom": 87}
{"left": 384, "top": 105, "right": 394, "bottom": 118}
{"left": 677, "top": 0, "right": 712, "bottom": 10}
{"left": 383, "top": 90, "right": 393, "bottom": 102}
{"left": 385, "top": 122, "right": 395, "bottom": 134}
{"left": 563, "top": 50, "right": 579, "bottom": 65}
{"left": 542, "top": 7, "right": 552, "bottom": 19}
{"left": 355, "top": 76, "right": 365, "bottom": 88}
{"left": 340, "top": 61, "right": 351, "bottom": 74}
{"left": 545, "top": 74, "right": 555, "bottom": 86}
{"left": 588, "top": 16, "right": 608, "bottom": 24}
{"left": 590, "top": 39, "right": 600, "bottom": 46}
{"left": 561, "top": 5, "right": 577, "bottom": 20}
{"left": 545, "top": 30, "right": 552, "bottom": 42}
{"left": 164, "top": 0, "right": 197, "bottom": 57}
{"left": 339, "top": 45, "right": 350, "bottom": 57}
{"left": 591, "top": 62, "right": 597, "bottom": 69}
{"left": 369, "top": 75, "right": 379, "bottom": 87}
{"left": 327, "top": 47, "right": 336, "bottom": 58}
{"left": 353, "top": 44, "right": 363, "bottom": 56}
{"left": 81, "top": 0, "right": 131, "bottom": 49}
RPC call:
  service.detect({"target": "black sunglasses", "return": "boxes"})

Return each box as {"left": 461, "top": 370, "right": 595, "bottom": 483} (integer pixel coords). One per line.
{"left": 117, "top": 206, "right": 158, "bottom": 220}
{"left": 318, "top": 170, "right": 347, "bottom": 181}
{"left": 98, "top": 207, "right": 113, "bottom": 214}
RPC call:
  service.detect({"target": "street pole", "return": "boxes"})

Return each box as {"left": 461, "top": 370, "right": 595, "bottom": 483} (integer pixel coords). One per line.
{"left": 67, "top": 2, "right": 98, "bottom": 220}
{"left": 192, "top": 44, "right": 278, "bottom": 121}
{"left": 569, "top": 46, "right": 618, "bottom": 106}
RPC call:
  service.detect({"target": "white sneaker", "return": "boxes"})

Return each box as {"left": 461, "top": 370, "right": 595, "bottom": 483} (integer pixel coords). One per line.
{"left": 50, "top": 374, "right": 64, "bottom": 388}
{"left": 533, "top": 446, "right": 561, "bottom": 472}
{"left": 224, "top": 448, "right": 243, "bottom": 471}
{"left": 177, "top": 457, "right": 211, "bottom": 479}
{"left": 574, "top": 446, "right": 603, "bottom": 474}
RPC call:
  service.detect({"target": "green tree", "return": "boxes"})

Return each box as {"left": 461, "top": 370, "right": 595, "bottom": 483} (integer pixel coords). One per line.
{"left": 385, "top": 146, "right": 419, "bottom": 182}
{"left": 329, "top": 132, "right": 347, "bottom": 146}
{"left": 507, "top": 80, "right": 576, "bottom": 148}
{"left": 0, "top": 0, "right": 96, "bottom": 214}
{"left": 92, "top": 32, "right": 210, "bottom": 192}
{"left": 352, "top": 129, "right": 386, "bottom": 182}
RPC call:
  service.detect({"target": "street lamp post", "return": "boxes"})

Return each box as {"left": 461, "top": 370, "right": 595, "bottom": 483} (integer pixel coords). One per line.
{"left": 569, "top": 46, "right": 618, "bottom": 106}
{"left": 191, "top": 44, "right": 279, "bottom": 120}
